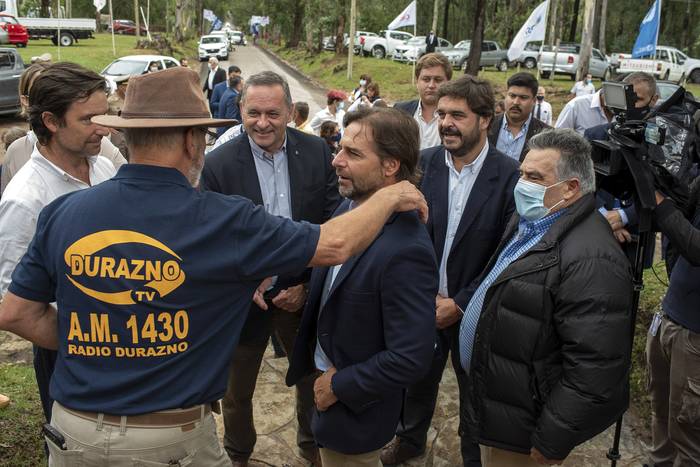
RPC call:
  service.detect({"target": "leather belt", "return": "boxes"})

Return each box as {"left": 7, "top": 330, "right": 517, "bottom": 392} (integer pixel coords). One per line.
{"left": 64, "top": 404, "right": 211, "bottom": 428}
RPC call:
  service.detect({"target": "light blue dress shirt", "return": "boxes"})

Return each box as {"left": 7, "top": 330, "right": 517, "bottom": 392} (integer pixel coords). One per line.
{"left": 459, "top": 208, "right": 567, "bottom": 372}
{"left": 496, "top": 114, "right": 531, "bottom": 161}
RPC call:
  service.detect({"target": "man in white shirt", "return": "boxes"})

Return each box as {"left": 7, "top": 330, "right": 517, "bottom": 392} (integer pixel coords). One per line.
{"left": 533, "top": 86, "right": 553, "bottom": 126}
{"left": 202, "top": 57, "right": 226, "bottom": 101}
{"left": 555, "top": 90, "right": 611, "bottom": 135}
{"left": 0, "top": 62, "right": 117, "bottom": 424}
{"left": 309, "top": 90, "right": 347, "bottom": 135}
{"left": 394, "top": 53, "right": 452, "bottom": 150}
{"left": 569, "top": 73, "right": 595, "bottom": 98}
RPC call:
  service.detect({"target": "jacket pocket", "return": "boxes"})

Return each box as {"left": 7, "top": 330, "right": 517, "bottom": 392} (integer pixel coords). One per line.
{"left": 46, "top": 440, "right": 83, "bottom": 467}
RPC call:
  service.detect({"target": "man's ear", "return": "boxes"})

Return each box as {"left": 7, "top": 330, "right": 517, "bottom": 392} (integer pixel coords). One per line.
{"left": 184, "top": 127, "right": 198, "bottom": 161}
{"left": 382, "top": 158, "right": 400, "bottom": 178}
{"left": 41, "top": 111, "right": 60, "bottom": 134}
{"left": 564, "top": 178, "right": 581, "bottom": 200}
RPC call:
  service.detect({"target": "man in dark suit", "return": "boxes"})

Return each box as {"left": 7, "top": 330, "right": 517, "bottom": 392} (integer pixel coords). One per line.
{"left": 217, "top": 75, "right": 243, "bottom": 137}
{"left": 201, "top": 71, "right": 340, "bottom": 467}
{"left": 210, "top": 65, "right": 242, "bottom": 116}
{"left": 287, "top": 107, "right": 438, "bottom": 466}
{"left": 394, "top": 53, "right": 452, "bottom": 150}
{"left": 203, "top": 57, "right": 227, "bottom": 101}
{"left": 488, "top": 72, "right": 549, "bottom": 162}
{"left": 425, "top": 30, "right": 438, "bottom": 53}
{"left": 382, "top": 75, "right": 520, "bottom": 466}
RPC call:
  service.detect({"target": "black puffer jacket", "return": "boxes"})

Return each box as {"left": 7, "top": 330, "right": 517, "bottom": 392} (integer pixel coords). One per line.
{"left": 470, "top": 194, "right": 634, "bottom": 460}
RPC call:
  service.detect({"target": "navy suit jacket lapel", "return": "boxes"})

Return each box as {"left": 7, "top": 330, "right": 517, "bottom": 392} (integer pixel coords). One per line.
{"left": 285, "top": 130, "right": 304, "bottom": 220}
{"left": 428, "top": 148, "right": 449, "bottom": 261}
{"left": 449, "top": 149, "right": 499, "bottom": 255}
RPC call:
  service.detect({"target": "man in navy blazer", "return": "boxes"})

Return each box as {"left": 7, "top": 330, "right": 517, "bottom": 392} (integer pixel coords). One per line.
{"left": 209, "top": 65, "right": 242, "bottom": 116}
{"left": 201, "top": 71, "right": 340, "bottom": 466}
{"left": 382, "top": 75, "right": 520, "bottom": 466}
{"left": 287, "top": 107, "right": 438, "bottom": 465}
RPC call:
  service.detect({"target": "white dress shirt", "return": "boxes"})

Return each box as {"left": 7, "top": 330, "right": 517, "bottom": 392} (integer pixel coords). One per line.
{"left": 438, "top": 141, "right": 489, "bottom": 297}
{"left": 207, "top": 66, "right": 219, "bottom": 90}
{"left": 0, "top": 145, "right": 116, "bottom": 295}
{"left": 309, "top": 107, "right": 345, "bottom": 135}
{"left": 533, "top": 100, "right": 553, "bottom": 126}
{"left": 414, "top": 100, "right": 441, "bottom": 150}
{"left": 555, "top": 91, "right": 609, "bottom": 135}
{"left": 570, "top": 81, "right": 596, "bottom": 97}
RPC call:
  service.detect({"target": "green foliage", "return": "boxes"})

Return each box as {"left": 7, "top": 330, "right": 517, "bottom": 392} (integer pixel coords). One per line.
{"left": 13, "top": 32, "right": 198, "bottom": 72}
{"left": 0, "top": 364, "right": 45, "bottom": 467}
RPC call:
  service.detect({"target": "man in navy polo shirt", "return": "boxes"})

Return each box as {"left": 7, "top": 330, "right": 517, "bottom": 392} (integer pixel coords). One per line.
{"left": 0, "top": 67, "right": 428, "bottom": 467}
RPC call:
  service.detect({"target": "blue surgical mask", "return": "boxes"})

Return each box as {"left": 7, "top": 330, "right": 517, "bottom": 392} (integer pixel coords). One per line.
{"left": 514, "top": 178, "right": 567, "bottom": 221}
{"left": 359, "top": 79, "right": 367, "bottom": 86}
{"left": 331, "top": 133, "right": 341, "bottom": 143}
{"left": 337, "top": 101, "right": 346, "bottom": 111}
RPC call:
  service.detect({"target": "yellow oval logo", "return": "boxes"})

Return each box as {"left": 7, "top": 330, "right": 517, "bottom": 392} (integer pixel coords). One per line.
{"left": 63, "top": 230, "right": 186, "bottom": 305}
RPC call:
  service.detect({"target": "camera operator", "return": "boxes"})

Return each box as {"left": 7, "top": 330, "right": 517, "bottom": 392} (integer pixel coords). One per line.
{"left": 584, "top": 72, "right": 659, "bottom": 244}
{"left": 646, "top": 179, "right": 700, "bottom": 466}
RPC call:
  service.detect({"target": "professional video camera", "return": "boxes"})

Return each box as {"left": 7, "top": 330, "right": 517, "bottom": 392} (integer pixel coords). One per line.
{"left": 589, "top": 81, "right": 700, "bottom": 467}
{"left": 591, "top": 81, "right": 699, "bottom": 216}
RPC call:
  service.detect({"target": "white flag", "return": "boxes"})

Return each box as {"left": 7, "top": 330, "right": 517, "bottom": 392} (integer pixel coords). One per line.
{"left": 388, "top": 0, "right": 416, "bottom": 30}
{"left": 507, "top": 0, "right": 549, "bottom": 62}
{"left": 93, "top": 0, "right": 106, "bottom": 11}
{"left": 203, "top": 9, "right": 217, "bottom": 23}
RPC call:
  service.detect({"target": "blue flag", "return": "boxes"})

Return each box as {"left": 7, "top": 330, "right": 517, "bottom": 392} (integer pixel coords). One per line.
{"left": 632, "top": 0, "right": 662, "bottom": 58}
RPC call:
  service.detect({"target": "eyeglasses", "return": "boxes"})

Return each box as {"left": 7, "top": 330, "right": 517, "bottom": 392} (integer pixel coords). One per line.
{"left": 197, "top": 127, "right": 219, "bottom": 139}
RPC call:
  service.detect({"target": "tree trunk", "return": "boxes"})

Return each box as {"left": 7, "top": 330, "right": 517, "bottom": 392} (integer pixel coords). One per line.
{"left": 568, "top": 0, "right": 580, "bottom": 42}
{"left": 335, "top": 0, "right": 347, "bottom": 55}
{"left": 548, "top": 0, "right": 559, "bottom": 47}
{"left": 592, "top": 0, "right": 601, "bottom": 48}
{"left": 465, "top": 0, "right": 486, "bottom": 76}
{"left": 442, "top": 0, "right": 450, "bottom": 40}
{"left": 577, "top": 0, "right": 596, "bottom": 80}
{"left": 287, "top": 0, "right": 305, "bottom": 48}
{"left": 598, "top": 0, "right": 608, "bottom": 54}
{"left": 174, "top": 0, "right": 184, "bottom": 43}
{"left": 431, "top": 0, "right": 440, "bottom": 34}
{"left": 505, "top": 0, "right": 516, "bottom": 48}
{"left": 134, "top": 0, "right": 140, "bottom": 37}
{"left": 41, "top": 0, "right": 50, "bottom": 17}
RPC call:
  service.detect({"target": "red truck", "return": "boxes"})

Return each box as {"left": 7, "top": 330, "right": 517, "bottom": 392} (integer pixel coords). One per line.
{"left": 0, "top": 13, "right": 28, "bottom": 47}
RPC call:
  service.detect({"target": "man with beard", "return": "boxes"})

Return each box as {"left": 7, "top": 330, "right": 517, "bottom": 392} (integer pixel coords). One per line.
{"left": 488, "top": 72, "right": 550, "bottom": 162}
{"left": 382, "top": 75, "right": 519, "bottom": 466}
{"left": 395, "top": 53, "right": 452, "bottom": 149}
{"left": 287, "top": 107, "right": 438, "bottom": 466}
{"left": 201, "top": 71, "right": 340, "bottom": 466}
{"left": 0, "top": 67, "right": 430, "bottom": 467}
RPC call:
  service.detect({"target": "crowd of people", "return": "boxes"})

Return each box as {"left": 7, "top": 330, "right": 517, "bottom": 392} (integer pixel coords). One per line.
{"left": 0, "top": 49, "right": 697, "bottom": 467}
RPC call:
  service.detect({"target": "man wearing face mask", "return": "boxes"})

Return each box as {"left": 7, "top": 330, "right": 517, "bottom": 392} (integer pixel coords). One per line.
{"left": 533, "top": 86, "right": 553, "bottom": 126}
{"left": 459, "top": 129, "right": 633, "bottom": 466}
{"left": 310, "top": 90, "right": 347, "bottom": 136}
{"left": 569, "top": 73, "right": 595, "bottom": 99}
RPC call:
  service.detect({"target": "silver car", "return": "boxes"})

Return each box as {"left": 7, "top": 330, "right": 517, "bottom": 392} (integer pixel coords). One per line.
{"left": 0, "top": 47, "right": 24, "bottom": 115}
{"left": 392, "top": 36, "right": 452, "bottom": 63}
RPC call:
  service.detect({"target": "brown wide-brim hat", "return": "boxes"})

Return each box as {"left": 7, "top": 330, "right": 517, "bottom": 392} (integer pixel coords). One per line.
{"left": 93, "top": 67, "right": 237, "bottom": 128}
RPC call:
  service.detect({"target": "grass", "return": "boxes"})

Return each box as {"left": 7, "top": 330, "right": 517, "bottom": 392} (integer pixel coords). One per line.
{"left": 11, "top": 32, "right": 198, "bottom": 73}
{"left": 267, "top": 44, "right": 700, "bottom": 119}
{"left": 0, "top": 363, "right": 45, "bottom": 466}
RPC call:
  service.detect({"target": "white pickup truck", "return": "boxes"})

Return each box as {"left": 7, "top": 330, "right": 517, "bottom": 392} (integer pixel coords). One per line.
{"left": 0, "top": 0, "right": 95, "bottom": 46}
{"left": 616, "top": 45, "right": 700, "bottom": 83}
{"left": 361, "top": 29, "right": 413, "bottom": 59}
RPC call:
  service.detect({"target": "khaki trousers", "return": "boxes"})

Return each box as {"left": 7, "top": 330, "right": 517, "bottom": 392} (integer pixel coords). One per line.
{"left": 48, "top": 402, "right": 231, "bottom": 467}
{"left": 319, "top": 447, "right": 382, "bottom": 467}
{"left": 647, "top": 316, "right": 700, "bottom": 466}
{"left": 480, "top": 445, "right": 542, "bottom": 467}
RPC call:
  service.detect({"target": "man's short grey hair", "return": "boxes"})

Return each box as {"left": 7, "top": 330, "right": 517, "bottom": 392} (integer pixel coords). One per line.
{"left": 623, "top": 71, "right": 658, "bottom": 97}
{"left": 122, "top": 127, "right": 187, "bottom": 151}
{"left": 528, "top": 129, "right": 596, "bottom": 194}
{"left": 239, "top": 71, "right": 292, "bottom": 109}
